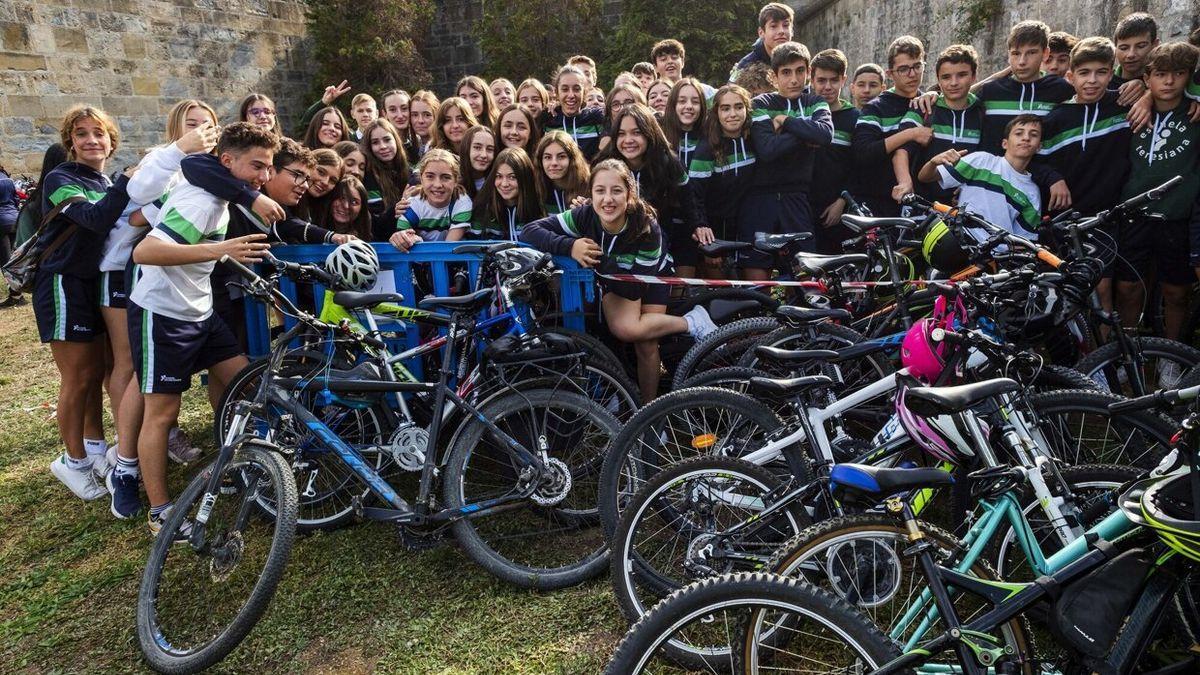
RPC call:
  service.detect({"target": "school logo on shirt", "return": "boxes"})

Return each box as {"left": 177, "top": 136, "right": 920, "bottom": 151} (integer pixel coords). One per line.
{"left": 1137, "top": 118, "right": 1193, "bottom": 162}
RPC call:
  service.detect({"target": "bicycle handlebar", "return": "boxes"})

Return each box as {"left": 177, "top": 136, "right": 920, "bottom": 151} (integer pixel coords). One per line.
{"left": 1108, "top": 382, "right": 1200, "bottom": 413}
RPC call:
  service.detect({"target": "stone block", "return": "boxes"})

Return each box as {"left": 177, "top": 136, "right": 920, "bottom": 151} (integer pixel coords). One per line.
{"left": 52, "top": 26, "right": 88, "bottom": 53}
{"left": 1, "top": 22, "right": 31, "bottom": 52}
{"left": 6, "top": 94, "right": 44, "bottom": 117}
{"left": 131, "top": 76, "right": 159, "bottom": 96}
{"left": 5, "top": 116, "right": 34, "bottom": 135}
{"left": 121, "top": 34, "right": 145, "bottom": 59}
{"left": 0, "top": 50, "right": 47, "bottom": 70}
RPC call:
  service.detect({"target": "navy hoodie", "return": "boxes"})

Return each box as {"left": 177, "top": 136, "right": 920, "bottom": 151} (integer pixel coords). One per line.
{"left": 748, "top": 91, "right": 833, "bottom": 195}
{"left": 689, "top": 135, "right": 757, "bottom": 227}
{"left": 519, "top": 204, "right": 671, "bottom": 278}
{"left": 809, "top": 101, "right": 860, "bottom": 216}
{"left": 729, "top": 38, "right": 771, "bottom": 83}
{"left": 37, "top": 162, "right": 130, "bottom": 277}
{"left": 545, "top": 107, "right": 605, "bottom": 161}
{"left": 1037, "top": 90, "right": 1131, "bottom": 216}
{"left": 852, "top": 89, "right": 916, "bottom": 202}
{"left": 977, "top": 73, "right": 1074, "bottom": 153}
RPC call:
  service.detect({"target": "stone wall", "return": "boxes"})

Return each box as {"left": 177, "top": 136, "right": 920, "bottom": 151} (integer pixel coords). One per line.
{"left": 793, "top": 0, "right": 1199, "bottom": 78}
{"left": 0, "top": 0, "right": 314, "bottom": 175}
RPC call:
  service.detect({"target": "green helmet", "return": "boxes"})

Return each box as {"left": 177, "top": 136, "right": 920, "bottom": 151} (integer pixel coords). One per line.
{"left": 1121, "top": 473, "right": 1200, "bottom": 562}
{"left": 921, "top": 218, "right": 970, "bottom": 273}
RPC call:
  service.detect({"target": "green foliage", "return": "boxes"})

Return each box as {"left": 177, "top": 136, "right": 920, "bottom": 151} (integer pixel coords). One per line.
{"left": 305, "top": 0, "right": 436, "bottom": 96}
{"left": 951, "top": 0, "right": 1002, "bottom": 42}
{"left": 474, "top": 0, "right": 605, "bottom": 84}
{"left": 601, "top": 0, "right": 762, "bottom": 86}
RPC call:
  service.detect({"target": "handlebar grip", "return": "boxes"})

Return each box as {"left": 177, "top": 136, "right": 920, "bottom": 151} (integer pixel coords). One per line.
{"left": 840, "top": 191, "right": 866, "bottom": 215}
{"left": 930, "top": 201, "right": 957, "bottom": 216}
{"left": 1108, "top": 389, "right": 1180, "bottom": 414}
{"left": 220, "top": 255, "right": 259, "bottom": 283}
{"left": 930, "top": 327, "right": 969, "bottom": 345}
{"left": 1035, "top": 249, "right": 1063, "bottom": 268}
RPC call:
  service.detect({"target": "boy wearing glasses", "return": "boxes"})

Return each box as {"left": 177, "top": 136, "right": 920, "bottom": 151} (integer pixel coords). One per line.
{"left": 852, "top": 35, "right": 930, "bottom": 216}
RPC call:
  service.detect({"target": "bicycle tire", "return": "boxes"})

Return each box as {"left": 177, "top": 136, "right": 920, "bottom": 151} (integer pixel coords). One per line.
{"left": 443, "top": 389, "right": 620, "bottom": 590}
{"left": 1075, "top": 336, "right": 1200, "bottom": 396}
{"left": 1032, "top": 363, "right": 1098, "bottom": 392}
{"left": 137, "top": 441, "right": 298, "bottom": 674}
{"left": 671, "top": 317, "right": 781, "bottom": 390}
{"left": 528, "top": 326, "right": 625, "bottom": 372}
{"left": 598, "top": 386, "right": 785, "bottom": 539}
{"left": 1027, "top": 388, "right": 1175, "bottom": 468}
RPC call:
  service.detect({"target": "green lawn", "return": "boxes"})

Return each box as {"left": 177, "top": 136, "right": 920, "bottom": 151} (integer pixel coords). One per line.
{"left": 0, "top": 306, "right": 622, "bottom": 673}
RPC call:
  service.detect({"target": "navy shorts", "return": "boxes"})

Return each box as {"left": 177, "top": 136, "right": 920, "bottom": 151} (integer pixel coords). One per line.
{"left": 128, "top": 301, "right": 242, "bottom": 394}
{"left": 98, "top": 270, "right": 127, "bottom": 309}
{"left": 667, "top": 220, "right": 700, "bottom": 267}
{"left": 602, "top": 279, "right": 671, "bottom": 306}
{"left": 1116, "top": 217, "right": 1194, "bottom": 285}
{"left": 736, "top": 191, "right": 814, "bottom": 269}
{"left": 32, "top": 271, "right": 105, "bottom": 343}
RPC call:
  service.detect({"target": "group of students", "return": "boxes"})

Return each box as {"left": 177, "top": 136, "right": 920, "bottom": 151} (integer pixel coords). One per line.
{"left": 10, "top": 2, "right": 1200, "bottom": 540}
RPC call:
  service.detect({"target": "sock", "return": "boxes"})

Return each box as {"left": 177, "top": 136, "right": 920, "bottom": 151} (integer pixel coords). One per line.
{"left": 64, "top": 453, "right": 93, "bottom": 472}
{"left": 150, "top": 501, "right": 173, "bottom": 519}
{"left": 114, "top": 455, "right": 139, "bottom": 479}
{"left": 84, "top": 438, "right": 108, "bottom": 461}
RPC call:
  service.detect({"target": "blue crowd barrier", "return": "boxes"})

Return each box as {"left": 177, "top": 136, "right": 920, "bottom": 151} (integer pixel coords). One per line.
{"left": 242, "top": 241, "right": 595, "bottom": 358}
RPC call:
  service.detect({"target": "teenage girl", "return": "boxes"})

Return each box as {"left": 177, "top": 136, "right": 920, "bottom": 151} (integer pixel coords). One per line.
{"left": 389, "top": 149, "right": 473, "bottom": 249}
{"left": 302, "top": 106, "right": 349, "bottom": 149}
{"left": 459, "top": 125, "right": 496, "bottom": 198}
{"left": 535, "top": 130, "right": 590, "bottom": 215}
{"left": 599, "top": 83, "right": 647, "bottom": 153}
{"left": 662, "top": 78, "right": 708, "bottom": 168}
{"left": 646, "top": 80, "right": 673, "bottom": 116}
{"left": 322, "top": 177, "right": 373, "bottom": 240}
{"left": 490, "top": 78, "right": 516, "bottom": 109}
{"left": 457, "top": 75, "right": 499, "bottom": 128}
{"left": 359, "top": 118, "right": 410, "bottom": 236}
{"left": 296, "top": 148, "right": 343, "bottom": 221}
{"left": 333, "top": 140, "right": 367, "bottom": 180}
{"left": 238, "top": 93, "right": 281, "bottom": 135}
{"left": 471, "top": 147, "right": 544, "bottom": 241}
{"left": 544, "top": 65, "right": 605, "bottom": 160}
{"left": 432, "top": 97, "right": 478, "bottom": 152}
{"left": 495, "top": 104, "right": 541, "bottom": 158}
{"left": 408, "top": 90, "right": 439, "bottom": 160}
{"left": 516, "top": 78, "right": 549, "bottom": 119}
{"left": 380, "top": 89, "right": 414, "bottom": 158}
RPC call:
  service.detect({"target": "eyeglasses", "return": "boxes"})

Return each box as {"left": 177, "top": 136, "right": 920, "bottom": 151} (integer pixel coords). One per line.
{"left": 248, "top": 107, "right": 275, "bottom": 117}
{"left": 280, "top": 167, "right": 310, "bottom": 186}
{"left": 893, "top": 62, "right": 925, "bottom": 77}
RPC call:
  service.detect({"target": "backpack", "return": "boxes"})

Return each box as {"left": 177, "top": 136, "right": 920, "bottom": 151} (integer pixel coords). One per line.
{"left": 1, "top": 196, "right": 86, "bottom": 293}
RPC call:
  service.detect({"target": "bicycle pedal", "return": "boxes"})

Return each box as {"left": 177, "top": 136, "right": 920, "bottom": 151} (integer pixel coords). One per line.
{"left": 397, "top": 525, "right": 446, "bottom": 552}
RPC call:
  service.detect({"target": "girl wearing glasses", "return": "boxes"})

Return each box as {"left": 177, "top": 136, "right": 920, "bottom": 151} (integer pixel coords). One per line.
{"left": 238, "top": 93, "right": 281, "bottom": 135}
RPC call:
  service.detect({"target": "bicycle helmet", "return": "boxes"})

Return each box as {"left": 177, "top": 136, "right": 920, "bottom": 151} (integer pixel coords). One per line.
{"left": 894, "top": 384, "right": 986, "bottom": 464}
{"left": 900, "top": 295, "right": 966, "bottom": 383}
{"left": 921, "top": 219, "right": 971, "bottom": 273}
{"left": 1121, "top": 473, "right": 1200, "bottom": 562}
{"left": 324, "top": 240, "right": 379, "bottom": 291}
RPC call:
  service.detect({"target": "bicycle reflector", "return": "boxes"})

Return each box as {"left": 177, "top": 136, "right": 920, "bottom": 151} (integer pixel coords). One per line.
{"left": 691, "top": 434, "right": 717, "bottom": 449}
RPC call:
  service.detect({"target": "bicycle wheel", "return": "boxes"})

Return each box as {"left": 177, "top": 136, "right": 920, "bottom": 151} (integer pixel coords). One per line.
{"left": 671, "top": 317, "right": 780, "bottom": 390}
{"left": 604, "top": 572, "right": 900, "bottom": 674}
{"left": 529, "top": 326, "right": 625, "bottom": 372}
{"left": 1076, "top": 336, "right": 1200, "bottom": 396}
{"left": 1027, "top": 388, "right": 1174, "bottom": 468}
{"left": 765, "top": 513, "right": 1035, "bottom": 673}
{"left": 1032, "top": 363, "right": 1098, "bottom": 392}
{"left": 137, "top": 441, "right": 297, "bottom": 674}
{"left": 443, "top": 389, "right": 620, "bottom": 590}
{"left": 598, "top": 387, "right": 785, "bottom": 539}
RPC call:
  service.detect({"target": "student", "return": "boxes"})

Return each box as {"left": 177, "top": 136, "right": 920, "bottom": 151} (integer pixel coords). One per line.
{"left": 1112, "top": 13, "right": 1160, "bottom": 89}
{"left": 646, "top": 80, "right": 672, "bottom": 116}
{"left": 460, "top": 125, "right": 496, "bottom": 198}
{"left": 390, "top": 149, "right": 473, "bottom": 249}
{"left": 359, "top": 118, "right": 411, "bottom": 233}
{"left": 333, "top": 140, "right": 367, "bottom": 180}
{"left": 734, "top": 62, "right": 776, "bottom": 97}
{"left": 853, "top": 36, "right": 930, "bottom": 216}
{"left": 806, "top": 49, "right": 861, "bottom": 252}
{"left": 495, "top": 104, "right": 542, "bottom": 159}
{"left": 457, "top": 75, "right": 499, "bottom": 129}
{"left": 652, "top": 39, "right": 687, "bottom": 84}
{"left": 662, "top": 78, "right": 708, "bottom": 169}
{"left": 298, "top": 79, "right": 353, "bottom": 130}
{"left": 432, "top": 96, "right": 479, "bottom": 152}
{"left": 516, "top": 78, "right": 549, "bottom": 118}
{"left": 729, "top": 2, "right": 795, "bottom": 83}
{"left": 1117, "top": 42, "right": 1200, "bottom": 340}
{"left": 894, "top": 45, "right": 983, "bottom": 206}
{"left": 125, "top": 122, "right": 276, "bottom": 537}
{"left": 520, "top": 159, "right": 716, "bottom": 400}
{"left": 0, "top": 167, "right": 17, "bottom": 305}
{"left": 606, "top": 83, "right": 647, "bottom": 120}
{"left": 302, "top": 106, "right": 350, "bottom": 149}
{"left": 976, "top": 21, "right": 1075, "bottom": 154}
{"left": 490, "top": 78, "right": 516, "bottom": 109}
{"left": 349, "top": 93, "right": 379, "bottom": 140}
{"left": 613, "top": 72, "right": 640, "bottom": 91}
{"left": 851, "top": 63, "right": 886, "bottom": 108}
{"left": 597, "top": 103, "right": 702, "bottom": 277}
{"left": 408, "top": 90, "right": 439, "bottom": 160}
{"left": 568, "top": 54, "right": 598, "bottom": 89}
{"left": 917, "top": 114, "right": 1043, "bottom": 242}
{"left": 238, "top": 93, "right": 281, "bottom": 135}
{"left": 296, "top": 148, "right": 343, "bottom": 221}
{"left": 322, "top": 177, "right": 373, "bottom": 240}
{"left": 545, "top": 65, "right": 605, "bottom": 161}
{"left": 380, "top": 89, "right": 414, "bottom": 158}
{"left": 35, "top": 106, "right": 131, "bottom": 502}
{"left": 1044, "top": 31, "right": 1079, "bottom": 77}
{"left": 470, "top": 147, "right": 545, "bottom": 241}
{"left": 743, "top": 41, "right": 833, "bottom": 279}
{"left": 632, "top": 62, "right": 657, "bottom": 91}
{"left": 536, "top": 130, "right": 590, "bottom": 214}
{"left": 688, "top": 84, "right": 757, "bottom": 275}
{"left": 586, "top": 87, "right": 606, "bottom": 110}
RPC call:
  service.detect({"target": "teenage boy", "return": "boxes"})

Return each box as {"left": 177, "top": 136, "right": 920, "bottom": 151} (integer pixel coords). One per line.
{"left": 120, "top": 123, "right": 276, "bottom": 536}
{"left": 1112, "top": 13, "right": 1159, "bottom": 89}
{"left": 568, "top": 55, "right": 598, "bottom": 89}
{"left": 741, "top": 42, "right": 833, "bottom": 280}
{"left": 349, "top": 94, "right": 378, "bottom": 140}
{"left": 852, "top": 36, "right": 930, "bottom": 217}
{"left": 918, "top": 114, "right": 1044, "bottom": 241}
{"left": 976, "top": 21, "right": 1075, "bottom": 155}
{"left": 1116, "top": 42, "right": 1200, "bottom": 342}
{"left": 729, "top": 3, "right": 794, "bottom": 83}
{"left": 1044, "top": 31, "right": 1079, "bottom": 76}
{"left": 807, "top": 48, "right": 860, "bottom": 252}
{"left": 851, "top": 64, "right": 885, "bottom": 108}
{"left": 894, "top": 44, "right": 983, "bottom": 205}
{"left": 632, "top": 62, "right": 656, "bottom": 91}
{"left": 651, "top": 39, "right": 716, "bottom": 99}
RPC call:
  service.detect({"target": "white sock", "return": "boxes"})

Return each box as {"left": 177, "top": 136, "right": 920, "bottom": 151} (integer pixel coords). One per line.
{"left": 84, "top": 438, "right": 108, "bottom": 460}
{"left": 114, "top": 454, "right": 139, "bottom": 479}
{"left": 64, "top": 453, "right": 93, "bottom": 472}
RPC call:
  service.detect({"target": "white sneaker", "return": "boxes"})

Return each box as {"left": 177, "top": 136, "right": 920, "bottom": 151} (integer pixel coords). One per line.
{"left": 167, "top": 428, "right": 202, "bottom": 464}
{"left": 91, "top": 446, "right": 113, "bottom": 481}
{"left": 50, "top": 453, "right": 107, "bottom": 501}
{"left": 684, "top": 306, "right": 718, "bottom": 340}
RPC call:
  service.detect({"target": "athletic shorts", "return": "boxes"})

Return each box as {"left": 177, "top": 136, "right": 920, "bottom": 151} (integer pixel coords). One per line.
{"left": 601, "top": 279, "right": 670, "bottom": 307}
{"left": 98, "top": 270, "right": 127, "bottom": 309}
{"left": 667, "top": 220, "right": 699, "bottom": 267}
{"left": 128, "top": 301, "right": 241, "bottom": 394}
{"left": 32, "top": 271, "right": 105, "bottom": 343}
{"left": 736, "top": 191, "right": 814, "bottom": 270}
{"left": 1116, "top": 217, "right": 1194, "bottom": 285}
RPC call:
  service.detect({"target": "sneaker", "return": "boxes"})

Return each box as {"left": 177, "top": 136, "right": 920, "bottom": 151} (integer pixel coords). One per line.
{"left": 91, "top": 446, "right": 113, "bottom": 481}
{"left": 683, "top": 305, "right": 718, "bottom": 340}
{"left": 106, "top": 469, "right": 142, "bottom": 519}
{"left": 50, "top": 453, "right": 107, "bottom": 501}
{"left": 148, "top": 507, "right": 194, "bottom": 544}
{"left": 0, "top": 293, "right": 25, "bottom": 309}
{"left": 167, "top": 428, "right": 202, "bottom": 464}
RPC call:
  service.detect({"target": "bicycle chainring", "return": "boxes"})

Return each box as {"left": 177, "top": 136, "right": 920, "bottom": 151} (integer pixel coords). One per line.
{"left": 385, "top": 423, "right": 429, "bottom": 472}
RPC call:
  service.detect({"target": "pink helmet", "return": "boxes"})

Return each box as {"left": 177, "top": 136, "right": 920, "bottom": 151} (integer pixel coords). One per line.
{"left": 895, "top": 385, "right": 986, "bottom": 464}
{"left": 900, "top": 294, "right": 966, "bottom": 383}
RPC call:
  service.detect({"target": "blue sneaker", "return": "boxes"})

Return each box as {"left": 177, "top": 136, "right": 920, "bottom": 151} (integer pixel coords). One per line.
{"left": 106, "top": 469, "right": 142, "bottom": 520}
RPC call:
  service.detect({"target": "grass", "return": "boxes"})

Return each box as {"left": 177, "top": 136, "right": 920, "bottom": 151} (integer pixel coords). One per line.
{"left": 0, "top": 306, "right": 623, "bottom": 673}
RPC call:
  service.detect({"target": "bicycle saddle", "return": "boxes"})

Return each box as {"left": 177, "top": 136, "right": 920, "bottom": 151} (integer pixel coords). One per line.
{"left": 776, "top": 306, "right": 851, "bottom": 324}
{"left": 706, "top": 298, "right": 764, "bottom": 323}
{"left": 904, "top": 378, "right": 1021, "bottom": 416}
{"left": 417, "top": 287, "right": 495, "bottom": 313}
{"left": 699, "top": 239, "right": 752, "bottom": 256}
{"left": 753, "top": 232, "right": 812, "bottom": 252}
{"left": 793, "top": 252, "right": 868, "bottom": 274}
{"left": 332, "top": 291, "right": 405, "bottom": 310}
{"left": 748, "top": 374, "right": 833, "bottom": 396}
{"left": 840, "top": 215, "right": 917, "bottom": 235}
{"left": 754, "top": 346, "right": 839, "bottom": 364}
{"left": 830, "top": 463, "right": 954, "bottom": 496}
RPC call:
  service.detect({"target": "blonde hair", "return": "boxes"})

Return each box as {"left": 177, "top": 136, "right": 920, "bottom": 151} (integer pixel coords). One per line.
{"left": 165, "top": 99, "right": 218, "bottom": 143}
{"left": 60, "top": 105, "right": 120, "bottom": 158}
{"left": 415, "top": 148, "right": 466, "bottom": 202}
{"left": 350, "top": 93, "right": 377, "bottom": 109}
{"left": 516, "top": 78, "right": 548, "bottom": 108}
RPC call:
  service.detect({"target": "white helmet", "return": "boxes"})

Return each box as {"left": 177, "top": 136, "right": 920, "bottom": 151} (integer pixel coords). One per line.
{"left": 324, "top": 240, "right": 379, "bottom": 291}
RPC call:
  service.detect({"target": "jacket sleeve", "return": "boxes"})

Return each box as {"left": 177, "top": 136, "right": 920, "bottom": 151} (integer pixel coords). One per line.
{"left": 178, "top": 154, "right": 261, "bottom": 210}
{"left": 852, "top": 106, "right": 890, "bottom": 164}
{"left": 127, "top": 144, "right": 185, "bottom": 204}
{"left": 518, "top": 211, "right": 577, "bottom": 257}
{"left": 45, "top": 172, "right": 131, "bottom": 235}
{"left": 749, "top": 115, "right": 800, "bottom": 163}
{"left": 781, "top": 104, "right": 833, "bottom": 146}
{"left": 673, "top": 164, "right": 702, "bottom": 232}
{"left": 631, "top": 221, "right": 672, "bottom": 275}
{"left": 270, "top": 216, "right": 335, "bottom": 244}
{"left": 298, "top": 99, "right": 324, "bottom": 131}
{"left": 687, "top": 150, "right": 713, "bottom": 227}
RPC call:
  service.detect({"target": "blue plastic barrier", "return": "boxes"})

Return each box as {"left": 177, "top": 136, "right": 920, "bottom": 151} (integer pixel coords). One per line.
{"left": 243, "top": 241, "right": 595, "bottom": 358}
